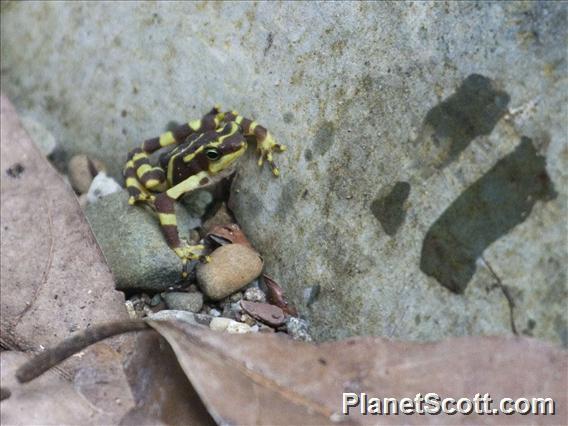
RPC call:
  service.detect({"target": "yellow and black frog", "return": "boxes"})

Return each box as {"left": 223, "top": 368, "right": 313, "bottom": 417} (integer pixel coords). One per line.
{"left": 123, "top": 106, "right": 285, "bottom": 273}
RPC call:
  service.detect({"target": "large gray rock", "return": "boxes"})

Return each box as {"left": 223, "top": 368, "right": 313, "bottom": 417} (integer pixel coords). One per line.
{"left": 85, "top": 191, "right": 200, "bottom": 292}
{"left": 1, "top": 2, "right": 566, "bottom": 345}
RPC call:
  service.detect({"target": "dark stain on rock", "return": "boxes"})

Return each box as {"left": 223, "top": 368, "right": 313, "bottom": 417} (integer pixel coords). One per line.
{"left": 312, "top": 121, "right": 335, "bottom": 157}
{"left": 276, "top": 178, "right": 303, "bottom": 220}
{"left": 263, "top": 32, "right": 274, "bottom": 56}
{"left": 420, "top": 137, "right": 557, "bottom": 294}
{"left": 304, "top": 148, "right": 313, "bottom": 162}
{"left": 283, "top": 112, "right": 294, "bottom": 123}
{"left": 371, "top": 181, "right": 411, "bottom": 236}
{"left": 423, "top": 74, "right": 510, "bottom": 167}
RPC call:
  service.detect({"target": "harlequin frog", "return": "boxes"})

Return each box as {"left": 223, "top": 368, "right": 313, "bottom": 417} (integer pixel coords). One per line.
{"left": 123, "top": 106, "right": 285, "bottom": 275}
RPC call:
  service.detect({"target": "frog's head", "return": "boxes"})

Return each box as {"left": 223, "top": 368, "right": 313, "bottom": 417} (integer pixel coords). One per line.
{"left": 204, "top": 122, "right": 247, "bottom": 175}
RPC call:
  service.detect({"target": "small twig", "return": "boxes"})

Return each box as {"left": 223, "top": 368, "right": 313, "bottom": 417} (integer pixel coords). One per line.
{"left": 16, "top": 320, "right": 150, "bottom": 383}
{"left": 481, "top": 256, "right": 518, "bottom": 335}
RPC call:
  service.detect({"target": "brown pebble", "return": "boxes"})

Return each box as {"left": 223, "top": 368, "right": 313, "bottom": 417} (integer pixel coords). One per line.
{"left": 196, "top": 244, "right": 263, "bottom": 301}
{"left": 240, "top": 300, "right": 286, "bottom": 327}
{"left": 68, "top": 154, "right": 106, "bottom": 194}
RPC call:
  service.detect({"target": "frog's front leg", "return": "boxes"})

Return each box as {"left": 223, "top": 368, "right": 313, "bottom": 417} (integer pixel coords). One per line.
{"left": 222, "top": 111, "right": 286, "bottom": 176}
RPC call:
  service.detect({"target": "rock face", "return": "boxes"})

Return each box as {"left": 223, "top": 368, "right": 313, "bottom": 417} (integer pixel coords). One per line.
{"left": 1, "top": 2, "right": 566, "bottom": 345}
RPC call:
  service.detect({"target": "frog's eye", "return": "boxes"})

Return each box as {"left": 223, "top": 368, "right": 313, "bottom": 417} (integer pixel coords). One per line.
{"left": 205, "top": 147, "right": 221, "bottom": 161}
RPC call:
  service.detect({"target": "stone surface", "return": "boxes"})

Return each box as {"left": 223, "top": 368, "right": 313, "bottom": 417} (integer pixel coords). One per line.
{"left": 1, "top": 2, "right": 566, "bottom": 344}
{"left": 85, "top": 190, "right": 201, "bottom": 292}
{"left": 162, "top": 291, "right": 204, "bottom": 313}
{"left": 196, "top": 244, "right": 264, "bottom": 301}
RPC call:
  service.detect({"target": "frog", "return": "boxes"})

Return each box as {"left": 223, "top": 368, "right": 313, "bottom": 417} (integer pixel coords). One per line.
{"left": 123, "top": 106, "right": 285, "bottom": 276}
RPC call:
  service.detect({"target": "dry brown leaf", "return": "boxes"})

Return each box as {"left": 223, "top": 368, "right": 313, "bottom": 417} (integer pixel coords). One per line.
{"left": 1, "top": 349, "right": 133, "bottom": 425}
{"left": 207, "top": 223, "right": 253, "bottom": 247}
{"left": 0, "top": 95, "right": 135, "bottom": 422}
{"left": 263, "top": 274, "right": 298, "bottom": 316}
{"left": 0, "top": 94, "right": 128, "bottom": 356}
{"left": 147, "top": 320, "right": 567, "bottom": 425}
{"left": 9, "top": 319, "right": 567, "bottom": 425}
{"left": 121, "top": 330, "right": 215, "bottom": 425}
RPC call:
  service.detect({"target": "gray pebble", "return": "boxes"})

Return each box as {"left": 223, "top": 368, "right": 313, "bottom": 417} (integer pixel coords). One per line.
{"left": 163, "top": 291, "right": 204, "bottom": 313}
{"left": 149, "top": 310, "right": 213, "bottom": 327}
{"left": 228, "top": 291, "right": 243, "bottom": 303}
{"left": 244, "top": 287, "right": 266, "bottom": 303}
{"left": 285, "top": 317, "right": 312, "bottom": 342}
{"left": 149, "top": 294, "right": 162, "bottom": 306}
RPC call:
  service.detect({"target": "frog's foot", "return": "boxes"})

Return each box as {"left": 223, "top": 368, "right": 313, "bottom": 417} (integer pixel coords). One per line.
{"left": 174, "top": 244, "right": 211, "bottom": 263}
{"left": 127, "top": 191, "right": 155, "bottom": 206}
{"left": 256, "top": 133, "right": 286, "bottom": 177}
{"left": 174, "top": 244, "right": 210, "bottom": 278}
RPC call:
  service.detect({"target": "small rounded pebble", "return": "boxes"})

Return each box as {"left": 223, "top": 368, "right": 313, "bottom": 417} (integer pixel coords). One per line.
{"left": 209, "top": 317, "right": 252, "bottom": 334}
{"left": 163, "top": 291, "right": 204, "bottom": 313}
{"left": 196, "top": 244, "right": 263, "bottom": 301}
{"left": 226, "top": 321, "right": 253, "bottom": 334}
{"left": 285, "top": 317, "right": 312, "bottom": 342}
{"left": 244, "top": 287, "right": 266, "bottom": 303}
{"left": 240, "top": 313, "right": 257, "bottom": 326}
{"left": 149, "top": 294, "right": 162, "bottom": 307}
{"left": 209, "top": 317, "right": 232, "bottom": 331}
{"left": 86, "top": 172, "right": 122, "bottom": 203}
{"left": 68, "top": 154, "right": 106, "bottom": 194}
{"left": 150, "top": 310, "right": 213, "bottom": 326}
{"left": 228, "top": 291, "right": 243, "bottom": 303}
{"left": 209, "top": 308, "right": 221, "bottom": 317}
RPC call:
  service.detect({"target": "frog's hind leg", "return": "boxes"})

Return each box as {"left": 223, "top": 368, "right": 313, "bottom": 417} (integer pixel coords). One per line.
{"left": 126, "top": 148, "right": 167, "bottom": 193}
{"left": 154, "top": 192, "right": 209, "bottom": 277}
{"left": 123, "top": 153, "right": 155, "bottom": 205}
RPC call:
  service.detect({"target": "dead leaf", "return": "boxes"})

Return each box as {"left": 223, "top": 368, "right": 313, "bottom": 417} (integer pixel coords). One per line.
{"left": 1, "top": 350, "right": 133, "bottom": 425}
{"left": 263, "top": 274, "right": 298, "bottom": 316}
{"left": 147, "top": 320, "right": 567, "bottom": 425}
{"left": 0, "top": 95, "right": 135, "bottom": 422}
{"left": 10, "top": 319, "right": 567, "bottom": 425}
{"left": 0, "top": 94, "right": 128, "bottom": 363}
{"left": 121, "top": 330, "right": 215, "bottom": 425}
{"left": 207, "top": 223, "right": 253, "bottom": 247}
